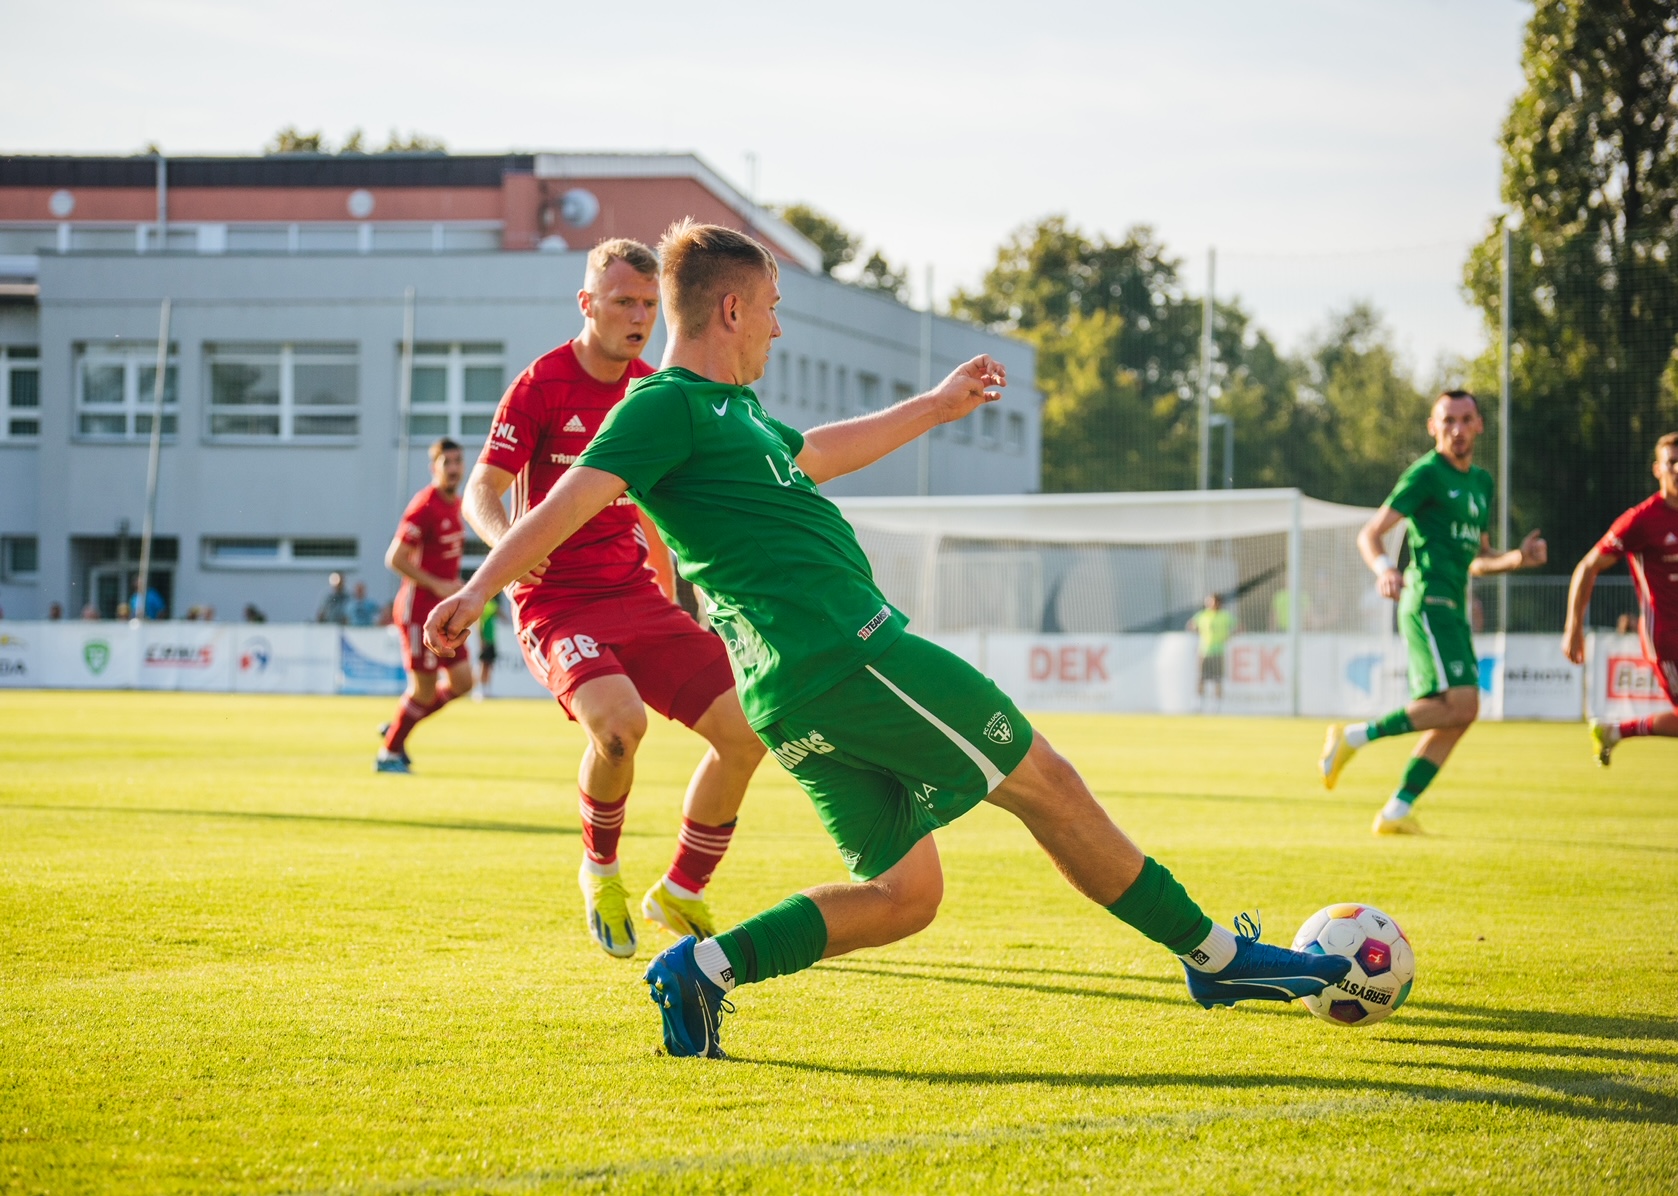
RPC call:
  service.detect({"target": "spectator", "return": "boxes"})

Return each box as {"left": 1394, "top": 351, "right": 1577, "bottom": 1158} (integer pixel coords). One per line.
{"left": 315, "top": 572, "right": 351, "bottom": 625}
{"left": 116, "top": 601, "right": 131, "bottom": 620}
{"left": 201, "top": 605, "right": 216, "bottom": 622}
{"left": 132, "top": 584, "right": 165, "bottom": 620}
{"left": 243, "top": 603, "right": 268, "bottom": 624}
{"left": 349, "top": 582, "right": 381, "bottom": 627}
{"left": 1188, "top": 593, "right": 1236, "bottom": 710}
{"left": 1616, "top": 612, "right": 1635, "bottom": 636}
{"left": 48, "top": 601, "right": 64, "bottom": 620}
{"left": 80, "top": 602, "right": 99, "bottom": 621}
{"left": 185, "top": 605, "right": 202, "bottom": 621}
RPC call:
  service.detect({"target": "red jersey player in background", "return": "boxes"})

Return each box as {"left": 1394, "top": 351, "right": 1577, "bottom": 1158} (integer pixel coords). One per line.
{"left": 1563, "top": 432, "right": 1678, "bottom": 763}
{"left": 377, "top": 437, "right": 473, "bottom": 773}
{"left": 462, "top": 238, "right": 765, "bottom": 959}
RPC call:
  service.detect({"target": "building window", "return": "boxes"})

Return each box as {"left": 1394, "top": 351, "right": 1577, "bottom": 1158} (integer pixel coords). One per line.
{"left": 776, "top": 353, "right": 789, "bottom": 404}
{"left": 893, "top": 381, "right": 915, "bottom": 407}
{"left": 202, "top": 536, "right": 359, "bottom": 570}
{"left": 816, "top": 361, "right": 830, "bottom": 413}
{"left": 407, "top": 342, "right": 504, "bottom": 438}
{"left": 981, "top": 406, "right": 1001, "bottom": 447}
{"left": 835, "top": 366, "right": 848, "bottom": 415}
{"left": 1, "top": 535, "right": 38, "bottom": 582}
{"left": 75, "top": 343, "right": 179, "bottom": 440}
{"left": 207, "top": 342, "right": 358, "bottom": 441}
{"left": 1006, "top": 411, "right": 1026, "bottom": 454}
{"left": 798, "top": 357, "right": 810, "bottom": 407}
{"left": 1, "top": 347, "right": 40, "bottom": 440}
{"left": 858, "top": 373, "right": 882, "bottom": 409}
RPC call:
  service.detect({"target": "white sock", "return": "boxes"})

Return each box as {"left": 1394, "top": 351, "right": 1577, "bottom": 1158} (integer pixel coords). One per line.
{"left": 1380, "top": 796, "right": 1413, "bottom": 821}
{"left": 580, "top": 856, "right": 619, "bottom": 878}
{"left": 1177, "top": 923, "right": 1238, "bottom": 973}
{"left": 692, "top": 937, "right": 737, "bottom": 992}
{"left": 1345, "top": 723, "right": 1372, "bottom": 749}
{"left": 660, "top": 875, "right": 702, "bottom": 901}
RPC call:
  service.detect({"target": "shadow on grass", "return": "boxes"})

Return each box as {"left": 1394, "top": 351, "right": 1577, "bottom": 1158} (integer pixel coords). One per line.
{"left": 0, "top": 802, "right": 580, "bottom": 837}
{"left": 742, "top": 1057, "right": 1678, "bottom": 1126}
{"left": 816, "top": 961, "right": 1179, "bottom": 1007}
{"left": 1469, "top": 835, "right": 1678, "bottom": 857}
{"left": 1380, "top": 1036, "right": 1678, "bottom": 1065}
{"left": 1401, "top": 999, "right": 1678, "bottom": 1044}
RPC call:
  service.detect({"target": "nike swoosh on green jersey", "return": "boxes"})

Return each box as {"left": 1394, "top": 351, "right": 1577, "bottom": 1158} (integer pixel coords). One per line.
{"left": 712, "top": 400, "right": 729, "bottom": 416}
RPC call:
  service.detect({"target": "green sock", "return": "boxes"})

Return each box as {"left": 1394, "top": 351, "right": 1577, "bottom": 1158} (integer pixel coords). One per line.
{"left": 1368, "top": 709, "right": 1415, "bottom": 740}
{"left": 1395, "top": 756, "right": 1440, "bottom": 804}
{"left": 1105, "top": 857, "right": 1213, "bottom": 956}
{"left": 713, "top": 894, "right": 828, "bottom": 986}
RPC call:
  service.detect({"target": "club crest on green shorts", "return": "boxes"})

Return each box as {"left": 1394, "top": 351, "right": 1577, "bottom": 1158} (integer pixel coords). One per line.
{"left": 984, "top": 712, "right": 1014, "bottom": 745}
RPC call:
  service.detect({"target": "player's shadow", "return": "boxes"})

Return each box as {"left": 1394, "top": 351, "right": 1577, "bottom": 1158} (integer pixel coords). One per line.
{"left": 743, "top": 1059, "right": 1678, "bottom": 1127}
{"left": 1397, "top": 999, "right": 1678, "bottom": 1045}
{"left": 1, "top": 802, "right": 579, "bottom": 837}
{"left": 1380, "top": 1036, "right": 1678, "bottom": 1065}
{"left": 817, "top": 960, "right": 1181, "bottom": 1007}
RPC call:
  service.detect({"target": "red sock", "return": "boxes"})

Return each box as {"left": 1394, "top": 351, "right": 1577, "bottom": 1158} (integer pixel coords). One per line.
{"left": 384, "top": 693, "right": 436, "bottom": 753}
{"left": 579, "top": 790, "right": 628, "bottom": 864}
{"left": 1618, "top": 717, "right": 1657, "bottom": 738}
{"left": 666, "top": 818, "right": 737, "bottom": 894}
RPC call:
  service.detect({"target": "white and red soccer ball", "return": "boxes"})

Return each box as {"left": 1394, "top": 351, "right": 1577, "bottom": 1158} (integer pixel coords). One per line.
{"left": 1292, "top": 903, "right": 1415, "bottom": 1027}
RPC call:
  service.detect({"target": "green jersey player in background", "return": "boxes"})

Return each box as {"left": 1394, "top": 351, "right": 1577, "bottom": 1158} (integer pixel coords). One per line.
{"left": 425, "top": 220, "right": 1350, "bottom": 1059}
{"left": 1319, "top": 391, "right": 1547, "bottom": 834}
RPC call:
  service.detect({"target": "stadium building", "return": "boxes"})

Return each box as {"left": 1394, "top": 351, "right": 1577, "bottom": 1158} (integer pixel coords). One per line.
{"left": 0, "top": 151, "right": 1040, "bottom": 620}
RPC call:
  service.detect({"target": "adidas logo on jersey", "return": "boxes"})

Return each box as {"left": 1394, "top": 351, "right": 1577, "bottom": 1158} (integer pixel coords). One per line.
{"left": 1666, "top": 532, "right": 1677, "bottom": 545}
{"left": 563, "top": 414, "right": 587, "bottom": 433}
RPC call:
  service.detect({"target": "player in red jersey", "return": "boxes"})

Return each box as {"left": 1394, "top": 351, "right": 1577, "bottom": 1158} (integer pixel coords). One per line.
{"left": 377, "top": 437, "right": 473, "bottom": 773}
{"left": 463, "top": 238, "right": 765, "bottom": 959}
{"left": 1563, "top": 432, "right": 1678, "bottom": 763}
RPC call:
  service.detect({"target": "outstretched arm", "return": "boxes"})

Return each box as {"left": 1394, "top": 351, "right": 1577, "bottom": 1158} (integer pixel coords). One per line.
{"left": 463, "top": 461, "right": 548, "bottom": 585}
{"left": 1561, "top": 546, "right": 1619, "bottom": 665}
{"left": 425, "top": 466, "right": 628, "bottom": 655}
{"left": 795, "top": 356, "right": 1007, "bottom": 484}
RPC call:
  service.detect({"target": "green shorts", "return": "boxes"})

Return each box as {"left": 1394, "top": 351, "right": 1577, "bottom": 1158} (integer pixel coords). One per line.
{"left": 757, "top": 633, "right": 1034, "bottom": 881}
{"left": 1400, "top": 593, "right": 1478, "bottom": 699}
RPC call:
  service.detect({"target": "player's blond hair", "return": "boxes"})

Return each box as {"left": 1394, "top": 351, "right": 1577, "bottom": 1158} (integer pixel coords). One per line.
{"left": 585, "top": 237, "right": 658, "bottom": 284}
{"left": 1655, "top": 432, "right": 1678, "bottom": 461}
{"left": 657, "top": 219, "right": 778, "bottom": 338}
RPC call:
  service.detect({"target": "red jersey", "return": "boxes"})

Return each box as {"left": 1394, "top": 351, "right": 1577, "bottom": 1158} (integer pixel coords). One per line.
{"left": 394, "top": 484, "right": 465, "bottom": 622}
{"left": 478, "top": 342, "right": 656, "bottom": 608}
{"left": 1598, "top": 493, "right": 1678, "bottom": 647}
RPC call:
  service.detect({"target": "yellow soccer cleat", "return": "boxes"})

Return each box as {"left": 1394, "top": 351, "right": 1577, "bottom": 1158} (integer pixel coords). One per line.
{"left": 579, "top": 862, "right": 638, "bottom": 959}
{"left": 1372, "top": 809, "right": 1426, "bottom": 836}
{"left": 1320, "top": 724, "right": 1358, "bottom": 790}
{"left": 642, "top": 879, "right": 717, "bottom": 940}
{"left": 1588, "top": 719, "right": 1618, "bottom": 768}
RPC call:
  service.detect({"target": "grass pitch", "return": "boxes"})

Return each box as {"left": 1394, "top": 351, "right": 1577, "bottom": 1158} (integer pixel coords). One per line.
{"left": 2, "top": 691, "right": 1675, "bottom": 1194}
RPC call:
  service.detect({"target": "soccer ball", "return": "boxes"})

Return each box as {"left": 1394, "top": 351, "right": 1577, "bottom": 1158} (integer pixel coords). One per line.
{"left": 1291, "top": 903, "right": 1414, "bottom": 1027}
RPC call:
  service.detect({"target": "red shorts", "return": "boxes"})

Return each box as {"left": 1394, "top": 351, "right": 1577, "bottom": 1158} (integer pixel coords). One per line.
{"left": 1645, "top": 633, "right": 1678, "bottom": 706}
{"left": 514, "top": 582, "right": 735, "bottom": 728}
{"left": 398, "top": 587, "right": 443, "bottom": 675}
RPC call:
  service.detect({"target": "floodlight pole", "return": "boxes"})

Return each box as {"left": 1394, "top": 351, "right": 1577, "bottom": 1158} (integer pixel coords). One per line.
{"left": 917, "top": 264, "right": 933, "bottom": 496}
{"left": 1498, "top": 224, "right": 1512, "bottom": 634}
{"left": 135, "top": 297, "right": 171, "bottom": 625}
{"left": 1288, "top": 488, "right": 1303, "bottom": 717}
{"left": 395, "top": 286, "right": 416, "bottom": 600}
{"left": 1197, "top": 248, "right": 1215, "bottom": 491}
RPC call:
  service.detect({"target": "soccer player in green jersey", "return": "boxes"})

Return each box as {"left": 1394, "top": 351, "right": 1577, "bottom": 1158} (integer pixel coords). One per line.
{"left": 425, "top": 221, "right": 1349, "bottom": 1058}
{"left": 1319, "top": 391, "right": 1547, "bottom": 834}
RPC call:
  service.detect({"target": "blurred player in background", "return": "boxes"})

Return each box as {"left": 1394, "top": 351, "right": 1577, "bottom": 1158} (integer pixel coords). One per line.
{"left": 464, "top": 237, "right": 764, "bottom": 960}
{"left": 429, "top": 221, "right": 1350, "bottom": 1060}
{"left": 1319, "top": 391, "right": 1546, "bottom": 833}
{"left": 1187, "top": 593, "right": 1234, "bottom": 708}
{"left": 378, "top": 437, "right": 472, "bottom": 773}
{"left": 474, "top": 594, "right": 499, "bottom": 700}
{"left": 1562, "top": 432, "right": 1678, "bottom": 763}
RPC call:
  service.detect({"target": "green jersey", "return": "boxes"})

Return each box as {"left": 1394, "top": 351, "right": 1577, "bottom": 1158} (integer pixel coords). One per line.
{"left": 573, "top": 367, "right": 906, "bottom": 728}
{"left": 1191, "top": 609, "right": 1234, "bottom": 655}
{"left": 1384, "top": 449, "right": 1493, "bottom": 607}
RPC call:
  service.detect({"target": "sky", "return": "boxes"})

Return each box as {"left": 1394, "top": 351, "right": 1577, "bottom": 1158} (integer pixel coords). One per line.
{"left": 2, "top": 0, "right": 1532, "bottom": 375}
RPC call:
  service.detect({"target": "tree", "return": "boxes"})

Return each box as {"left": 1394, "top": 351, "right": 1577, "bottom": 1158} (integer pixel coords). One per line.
{"left": 265, "top": 126, "right": 327, "bottom": 155}
{"left": 856, "top": 250, "right": 911, "bottom": 302}
{"left": 776, "top": 203, "right": 858, "bottom": 275}
{"left": 1462, "top": 0, "right": 1678, "bottom": 565}
{"left": 381, "top": 130, "right": 446, "bottom": 154}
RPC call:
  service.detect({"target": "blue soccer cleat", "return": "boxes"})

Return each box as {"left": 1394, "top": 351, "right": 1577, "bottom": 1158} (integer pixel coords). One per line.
{"left": 1184, "top": 912, "right": 1351, "bottom": 1008}
{"left": 374, "top": 749, "right": 410, "bottom": 774}
{"left": 644, "top": 936, "right": 733, "bottom": 1058}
